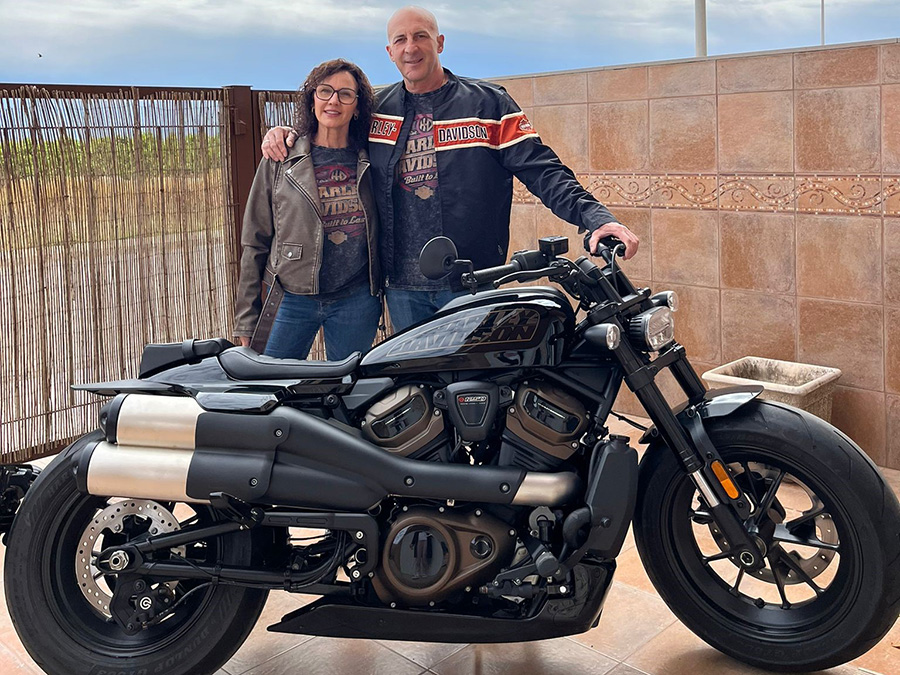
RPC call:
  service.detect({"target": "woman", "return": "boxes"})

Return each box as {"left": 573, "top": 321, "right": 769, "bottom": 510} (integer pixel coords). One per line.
{"left": 234, "top": 59, "right": 380, "bottom": 360}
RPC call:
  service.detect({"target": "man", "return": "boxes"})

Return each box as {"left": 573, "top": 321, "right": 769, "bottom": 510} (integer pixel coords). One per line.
{"left": 262, "top": 6, "right": 638, "bottom": 331}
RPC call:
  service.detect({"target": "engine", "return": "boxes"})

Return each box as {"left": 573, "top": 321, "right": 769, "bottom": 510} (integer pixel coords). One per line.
{"left": 361, "top": 380, "right": 589, "bottom": 471}
{"left": 360, "top": 380, "right": 589, "bottom": 606}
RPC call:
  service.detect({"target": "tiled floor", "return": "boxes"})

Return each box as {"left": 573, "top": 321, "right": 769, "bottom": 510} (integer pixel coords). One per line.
{"left": 2, "top": 418, "right": 898, "bottom": 675}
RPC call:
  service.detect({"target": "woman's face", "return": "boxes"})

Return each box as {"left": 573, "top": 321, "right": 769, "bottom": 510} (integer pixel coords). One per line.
{"left": 313, "top": 70, "right": 359, "bottom": 135}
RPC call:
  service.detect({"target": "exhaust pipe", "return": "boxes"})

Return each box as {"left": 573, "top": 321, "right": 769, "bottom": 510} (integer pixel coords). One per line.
{"left": 79, "top": 394, "right": 582, "bottom": 510}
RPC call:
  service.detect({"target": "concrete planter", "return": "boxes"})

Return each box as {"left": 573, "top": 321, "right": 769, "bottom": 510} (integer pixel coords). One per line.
{"left": 702, "top": 356, "right": 842, "bottom": 422}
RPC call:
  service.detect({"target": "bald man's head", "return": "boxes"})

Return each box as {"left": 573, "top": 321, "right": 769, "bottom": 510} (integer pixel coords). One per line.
{"left": 385, "top": 6, "right": 446, "bottom": 94}
{"left": 387, "top": 6, "right": 439, "bottom": 39}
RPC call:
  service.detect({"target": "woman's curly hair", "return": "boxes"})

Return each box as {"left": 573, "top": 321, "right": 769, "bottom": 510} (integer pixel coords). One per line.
{"left": 293, "top": 59, "right": 376, "bottom": 149}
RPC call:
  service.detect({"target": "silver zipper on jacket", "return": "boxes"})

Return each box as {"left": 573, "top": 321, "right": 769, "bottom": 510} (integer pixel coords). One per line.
{"left": 358, "top": 160, "right": 377, "bottom": 295}
{"left": 284, "top": 165, "right": 324, "bottom": 295}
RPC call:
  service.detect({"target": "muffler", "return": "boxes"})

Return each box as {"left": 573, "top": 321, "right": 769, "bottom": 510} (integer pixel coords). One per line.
{"left": 78, "top": 394, "right": 582, "bottom": 510}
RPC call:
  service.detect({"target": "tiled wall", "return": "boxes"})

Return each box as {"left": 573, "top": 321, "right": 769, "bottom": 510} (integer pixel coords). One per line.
{"left": 492, "top": 40, "right": 900, "bottom": 469}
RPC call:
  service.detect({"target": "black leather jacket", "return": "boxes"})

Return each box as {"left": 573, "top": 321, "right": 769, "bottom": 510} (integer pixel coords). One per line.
{"left": 367, "top": 69, "right": 617, "bottom": 276}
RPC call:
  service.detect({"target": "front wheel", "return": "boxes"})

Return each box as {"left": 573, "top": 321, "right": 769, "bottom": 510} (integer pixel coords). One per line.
{"left": 4, "top": 436, "right": 269, "bottom": 675}
{"left": 634, "top": 400, "right": 900, "bottom": 672}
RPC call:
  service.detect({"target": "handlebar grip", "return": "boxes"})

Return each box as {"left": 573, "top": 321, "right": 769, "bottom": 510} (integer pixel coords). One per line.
{"left": 467, "top": 261, "right": 521, "bottom": 286}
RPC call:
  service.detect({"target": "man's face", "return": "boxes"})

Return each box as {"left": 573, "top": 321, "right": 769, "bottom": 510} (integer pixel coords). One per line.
{"left": 385, "top": 9, "right": 445, "bottom": 93}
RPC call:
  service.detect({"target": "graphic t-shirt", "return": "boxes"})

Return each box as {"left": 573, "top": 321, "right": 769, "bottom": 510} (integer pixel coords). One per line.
{"left": 311, "top": 145, "right": 368, "bottom": 296}
{"left": 390, "top": 85, "right": 447, "bottom": 290}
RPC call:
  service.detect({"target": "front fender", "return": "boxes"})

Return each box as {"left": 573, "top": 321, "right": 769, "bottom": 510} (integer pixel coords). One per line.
{"left": 637, "top": 385, "right": 763, "bottom": 445}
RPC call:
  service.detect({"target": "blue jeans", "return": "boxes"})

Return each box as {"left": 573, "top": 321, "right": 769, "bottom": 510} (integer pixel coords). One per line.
{"left": 264, "top": 284, "right": 380, "bottom": 361}
{"left": 386, "top": 288, "right": 468, "bottom": 333}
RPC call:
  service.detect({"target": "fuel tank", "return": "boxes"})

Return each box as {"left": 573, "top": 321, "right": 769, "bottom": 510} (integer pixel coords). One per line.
{"left": 361, "top": 287, "right": 575, "bottom": 376}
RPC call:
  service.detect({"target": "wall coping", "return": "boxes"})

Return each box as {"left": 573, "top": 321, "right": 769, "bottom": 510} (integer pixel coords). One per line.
{"left": 487, "top": 37, "right": 900, "bottom": 81}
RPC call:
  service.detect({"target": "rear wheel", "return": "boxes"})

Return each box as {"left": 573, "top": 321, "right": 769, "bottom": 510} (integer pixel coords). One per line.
{"left": 4, "top": 438, "right": 268, "bottom": 675}
{"left": 634, "top": 400, "right": 900, "bottom": 672}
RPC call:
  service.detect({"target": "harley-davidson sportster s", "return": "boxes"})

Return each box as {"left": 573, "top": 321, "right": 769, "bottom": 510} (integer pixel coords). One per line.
{"left": 3, "top": 235, "right": 899, "bottom": 675}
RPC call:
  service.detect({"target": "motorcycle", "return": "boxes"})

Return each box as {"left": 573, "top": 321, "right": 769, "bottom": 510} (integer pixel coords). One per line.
{"left": 3, "top": 235, "right": 899, "bottom": 675}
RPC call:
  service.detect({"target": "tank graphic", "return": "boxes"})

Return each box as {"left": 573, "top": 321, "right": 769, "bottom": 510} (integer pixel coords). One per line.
{"left": 361, "top": 289, "right": 574, "bottom": 375}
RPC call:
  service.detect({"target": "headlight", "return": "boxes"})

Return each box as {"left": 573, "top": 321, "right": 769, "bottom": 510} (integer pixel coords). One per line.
{"left": 629, "top": 307, "right": 675, "bottom": 351}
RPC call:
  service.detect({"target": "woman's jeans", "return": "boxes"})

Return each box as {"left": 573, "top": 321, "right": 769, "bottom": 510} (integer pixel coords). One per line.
{"left": 264, "top": 283, "right": 380, "bottom": 361}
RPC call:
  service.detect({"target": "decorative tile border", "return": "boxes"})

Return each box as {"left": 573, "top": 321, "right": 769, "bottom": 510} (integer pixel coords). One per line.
{"left": 719, "top": 175, "right": 795, "bottom": 211}
{"left": 795, "top": 175, "right": 882, "bottom": 215}
{"left": 512, "top": 173, "right": 900, "bottom": 214}
{"left": 577, "top": 174, "right": 651, "bottom": 207}
{"left": 885, "top": 177, "right": 900, "bottom": 217}
{"left": 648, "top": 175, "right": 718, "bottom": 209}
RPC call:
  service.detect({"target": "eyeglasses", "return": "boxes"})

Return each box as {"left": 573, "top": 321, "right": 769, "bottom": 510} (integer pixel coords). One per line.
{"left": 314, "top": 84, "right": 358, "bottom": 105}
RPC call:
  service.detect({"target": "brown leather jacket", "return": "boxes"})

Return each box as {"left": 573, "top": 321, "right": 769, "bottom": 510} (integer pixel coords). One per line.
{"left": 233, "top": 137, "right": 380, "bottom": 341}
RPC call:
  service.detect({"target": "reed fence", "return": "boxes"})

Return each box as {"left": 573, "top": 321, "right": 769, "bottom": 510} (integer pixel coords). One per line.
{"left": 0, "top": 85, "right": 241, "bottom": 462}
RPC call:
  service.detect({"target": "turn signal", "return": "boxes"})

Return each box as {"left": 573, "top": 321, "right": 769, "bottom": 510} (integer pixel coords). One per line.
{"left": 711, "top": 460, "right": 739, "bottom": 499}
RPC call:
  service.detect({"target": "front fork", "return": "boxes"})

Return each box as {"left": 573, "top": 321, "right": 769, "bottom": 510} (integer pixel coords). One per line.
{"left": 614, "top": 337, "right": 766, "bottom": 572}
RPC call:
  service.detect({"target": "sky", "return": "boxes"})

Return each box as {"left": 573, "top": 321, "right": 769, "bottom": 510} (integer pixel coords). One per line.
{"left": 0, "top": 1, "right": 898, "bottom": 90}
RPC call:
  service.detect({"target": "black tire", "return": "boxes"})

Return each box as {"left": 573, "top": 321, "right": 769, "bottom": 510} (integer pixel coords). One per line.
{"left": 4, "top": 437, "right": 269, "bottom": 675}
{"left": 634, "top": 400, "right": 900, "bottom": 672}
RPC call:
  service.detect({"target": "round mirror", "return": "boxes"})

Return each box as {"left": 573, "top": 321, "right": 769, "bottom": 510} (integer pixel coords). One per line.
{"left": 419, "top": 237, "right": 459, "bottom": 280}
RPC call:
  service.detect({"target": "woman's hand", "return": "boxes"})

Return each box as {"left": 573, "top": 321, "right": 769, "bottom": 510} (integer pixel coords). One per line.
{"left": 238, "top": 336, "right": 252, "bottom": 348}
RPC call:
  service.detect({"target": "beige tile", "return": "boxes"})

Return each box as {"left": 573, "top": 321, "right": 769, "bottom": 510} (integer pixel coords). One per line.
{"left": 610, "top": 207, "right": 651, "bottom": 280}
{"left": 718, "top": 91, "right": 793, "bottom": 173}
{"left": 796, "top": 214, "right": 882, "bottom": 303}
{"left": 508, "top": 203, "right": 536, "bottom": 257}
{"left": 830, "top": 386, "right": 887, "bottom": 466}
{"left": 794, "top": 45, "right": 879, "bottom": 88}
{"left": 532, "top": 104, "right": 589, "bottom": 172}
{"left": 242, "top": 637, "right": 424, "bottom": 675}
{"left": 721, "top": 291, "right": 796, "bottom": 363}
{"left": 570, "top": 582, "right": 677, "bottom": 661}
{"left": 850, "top": 608, "right": 900, "bottom": 673}
{"left": 884, "top": 43, "right": 900, "bottom": 83}
{"left": 648, "top": 61, "right": 716, "bottom": 98}
{"left": 613, "top": 545, "right": 659, "bottom": 597}
{"left": 649, "top": 97, "right": 717, "bottom": 173}
{"left": 224, "top": 593, "right": 315, "bottom": 675}
{"left": 589, "top": 101, "right": 649, "bottom": 172}
{"left": 717, "top": 54, "right": 793, "bottom": 93}
{"left": 886, "top": 219, "right": 900, "bottom": 306}
{"left": 431, "top": 638, "right": 617, "bottom": 675}
{"left": 491, "top": 77, "right": 533, "bottom": 108}
{"left": 665, "top": 283, "right": 721, "bottom": 364}
{"left": 795, "top": 87, "right": 881, "bottom": 173}
{"left": 624, "top": 619, "right": 856, "bottom": 675}
{"left": 798, "top": 298, "right": 883, "bottom": 390}
{"left": 888, "top": 307, "right": 900, "bottom": 394}
{"left": 533, "top": 72, "right": 587, "bottom": 106}
{"left": 605, "top": 665, "right": 651, "bottom": 675}
{"left": 589, "top": 67, "right": 648, "bottom": 102}
{"left": 883, "top": 84, "right": 900, "bottom": 173}
{"left": 651, "top": 210, "right": 718, "bottom": 287}
{"left": 378, "top": 641, "right": 467, "bottom": 669}
{"left": 887, "top": 395, "right": 900, "bottom": 470}
{"left": 720, "top": 211, "right": 795, "bottom": 293}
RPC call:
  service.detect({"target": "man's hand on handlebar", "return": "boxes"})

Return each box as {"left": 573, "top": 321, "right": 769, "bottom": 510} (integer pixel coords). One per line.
{"left": 261, "top": 126, "right": 297, "bottom": 162}
{"left": 588, "top": 222, "right": 639, "bottom": 260}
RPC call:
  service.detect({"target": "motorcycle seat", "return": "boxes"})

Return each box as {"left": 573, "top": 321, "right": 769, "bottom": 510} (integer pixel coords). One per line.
{"left": 218, "top": 347, "right": 360, "bottom": 381}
